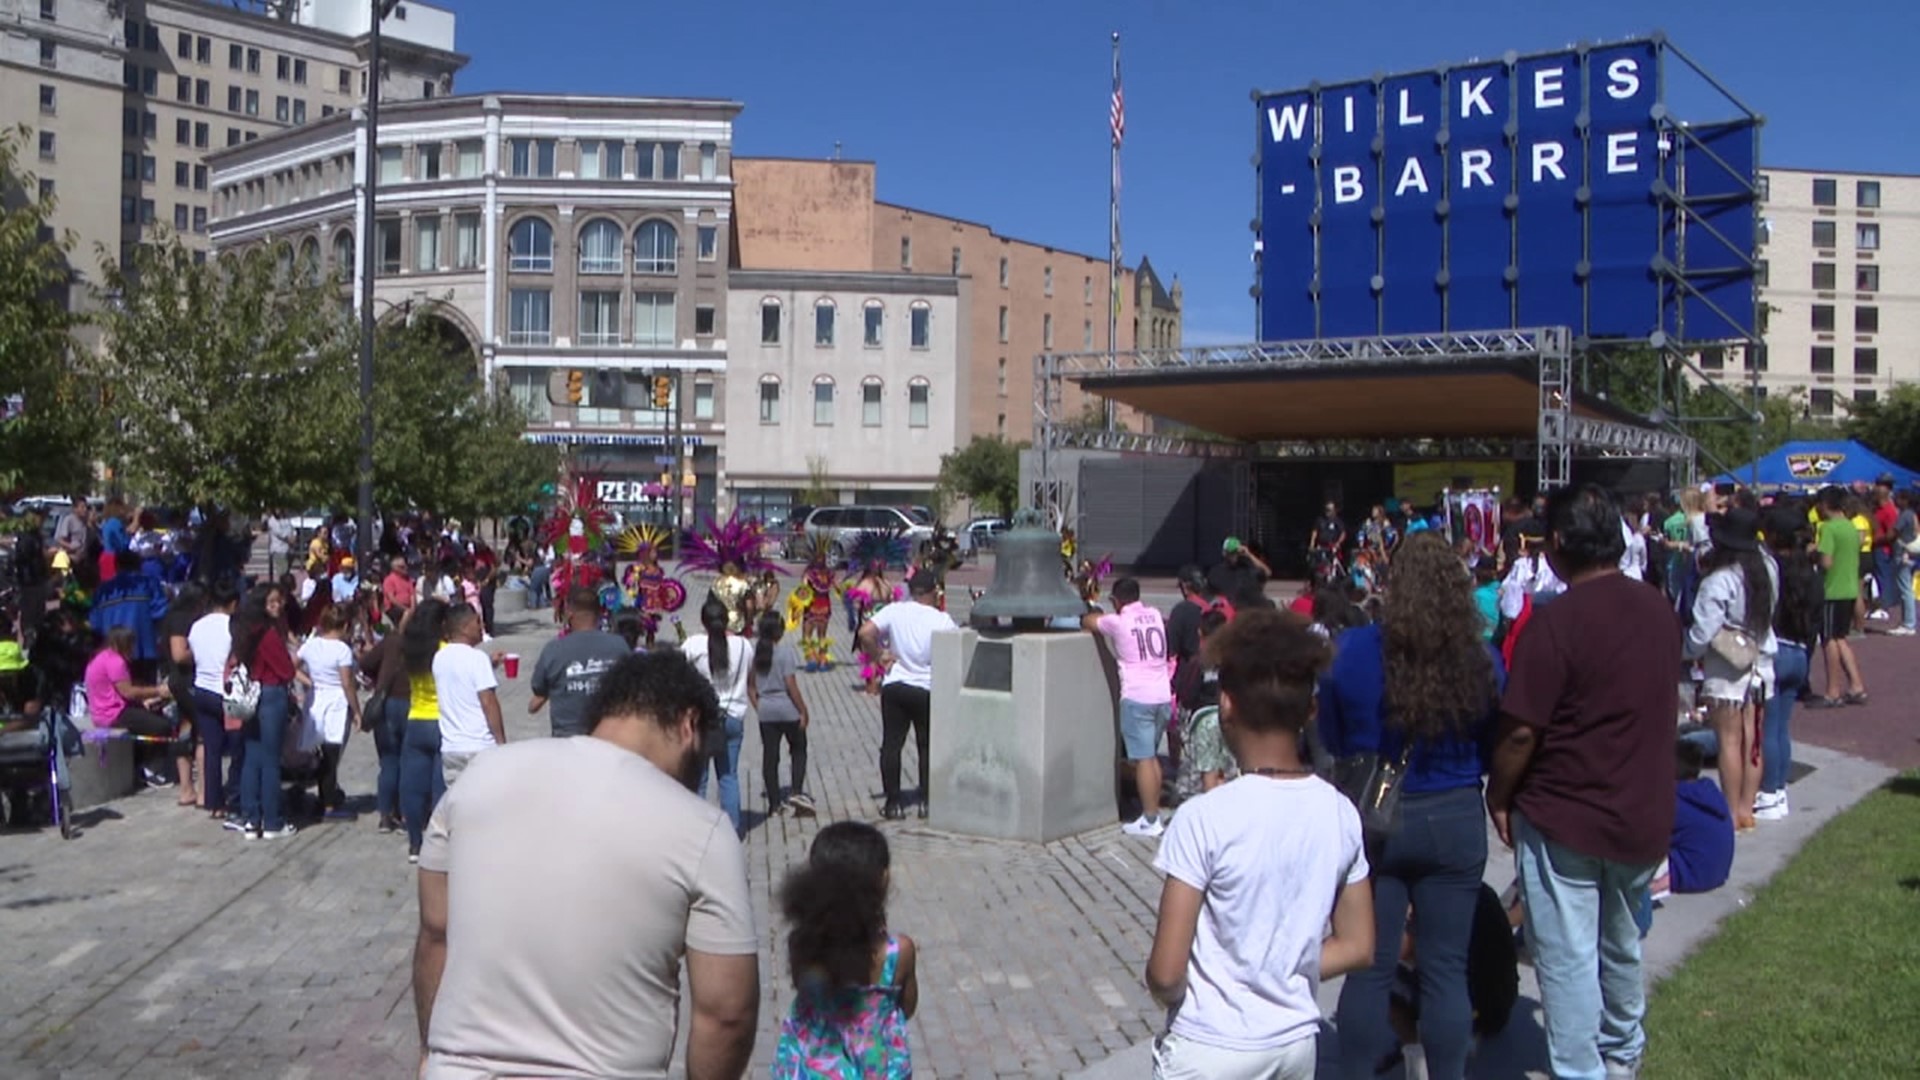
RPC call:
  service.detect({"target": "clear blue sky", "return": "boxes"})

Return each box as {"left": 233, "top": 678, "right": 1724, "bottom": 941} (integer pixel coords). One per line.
{"left": 445, "top": 0, "right": 1919, "bottom": 345}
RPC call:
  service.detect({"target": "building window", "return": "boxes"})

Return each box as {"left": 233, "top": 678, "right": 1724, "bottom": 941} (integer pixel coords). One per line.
{"left": 1756, "top": 174, "right": 1769, "bottom": 201}
{"left": 1857, "top": 223, "right": 1880, "bottom": 250}
{"left": 1812, "top": 221, "right": 1836, "bottom": 248}
{"left": 419, "top": 144, "right": 440, "bottom": 180}
{"left": 175, "top": 118, "right": 192, "bottom": 145}
{"left": 695, "top": 304, "right": 715, "bottom": 336}
{"left": 39, "top": 39, "right": 55, "bottom": 69}
{"left": 294, "top": 58, "right": 307, "bottom": 85}
{"left": 699, "top": 141, "right": 717, "bottom": 181}
{"left": 1700, "top": 347, "right": 1725, "bottom": 371}
{"left": 174, "top": 161, "right": 188, "bottom": 187}
{"left": 634, "top": 220, "right": 678, "bottom": 274}
{"left": 950, "top": 247, "right": 962, "bottom": 275}
{"left": 633, "top": 292, "right": 676, "bottom": 347}
{"left": 176, "top": 74, "right": 190, "bottom": 102}
{"left": 37, "top": 131, "right": 54, "bottom": 161}
{"left": 376, "top": 218, "right": 401, "bottom": 273}
{"left": 455, "top": 140, "right": 482, "bottom": 178}
{"left": 1810, "top": 347, "right": 1834, "bottom": 374}
{"left": 228, "top": 44, "right": 242, "bottom": 70}
{"left": 196, "top": 122, "right": 209, "bottom": 148}
{"left": 1811, "top": 262, "right": 1835, "bottom": 291}
{"left": 414, "top": 215, "right": 440, "bottom": 270}
{"left": 1857, "top": 264, "right": 1879, "bottom": 292}
{"left": 660, "top": 142, "right": 680, "bottom": 179}
{"left": 174, "top": 203, "right": 188, "bottom": 231}
{"left": 578, "top": 219, "right": 622, "bottom": 274}
{"left": 138, "top": 198, "right": 155, "bottom": 224}
{"left": 38, "top": 84, "right": 55, "bottom": 114}
{"left": 697, "top": 224, "right": 717, "bottom": 262}
{"left": 998, "top": 306, "right": 1009, "bottom": 343}
{"left": 276, "top": 54, "right": 289, "bottom": 80}
{"left": 1854, "top": 389, "right": 1877, "bottom": 410}
{"left": 378, "top": 145, "right": 403, "bottom": 183}
{"left": 997, "top": 413, "right": 1007, "bottom": 436}
{"left": 1856, "top": 306, "right": 1879, "bottom": 334}
{"left": 761, "top": 300, "right": 781, "bottom": 344}
{"left": 36, "top": 178, "right": 51, "bottom": 201}
{"left": 586, "top": 140, "right": 618, "bottom": 179}
{"left": 245, "top": 89, "right": 259, "bottom": 117}
{"left": 196, "top": 78, "right": 209, "bottom": 106}
{"left": 909, "top": 302, "right": 931, "bottom": 348}
{"left": 507, "top": 289, "right": 552, "bottom": 345}
{"left": 759, "top": 377, "right": 780, "bottom": 423}
{"left": 194, "top": 165, "right": 207, "bottom": 191}
{"left": 1043, "top": 313, "right": 1054, "bottom": 349}
{"left": 333, "top": 230, "right": 353, "bottom": 271}
{"left": 1809, "top": 388, "right": 1834, "bottom": 417}
{"left": 510, "top": 138, "right": 556, "bottom": 178}
{"left": 507, "top": 367, "right": 552, "bottom": 422}
{"left": 177, "top": 30, "right": 192, "bottom": 57}
{"left": 997, "top": 357, "right": 1006, "bottom": 395}
{"left": 1857, "top": 180, "right": 1881, "bottom": 209}
{"left": 578, "top": 291, "right": 621, "bottom": 346}
{"left": 292, "top": 100, "right": 306, "bottom": 124}
{"left": 422, "top": 80, "right": 435, "bottom": 99}
{"left": 1754, "top": 259, "right": 1768, "bottom": 288}
{"left": 908, "top": 379, "right": 930, "bottom": 428}
{"left": 1811, "top": 305, "right": 1835, "bottom": 333}
{"left": 1855, "top": 348, "right": 1879, "bottom": 376}
{"left": 999, "top": 257, "right": 1009, "bottom": 288}
{"left": 1044, "top": 266, "right": 1053, "bottom": 296}
{"left": 1085, "top": 276, "right": 1093, "bottom": 303}
{"left": 338, "top": 67, "right": 350, "bottom": 93}
{"left": 813, "top": 378, "right": 834, "bottom": 425}
{"left": 140, "top": 154, "right": 155, "bottom": 182}
{"left": 1811, "top": 178, "right": 1836, "bottom": 206}
{"left": 120, "top": 196, "right": 135, "bottom": 224}
{"left": 814, "top": 299, "right": 835, "bottom": 345}
{"left": 1084, "top": 320, "right": 1094, "bottom": 349}
{"left": 899, "top": 236, "right": 911, "bottom": 270}
{"left": 863, "top": 301, "right": 883, "bottom": 347}
{"left": 40, "top": 0, "right": 54, "bottom": 20}
{"left": 862, "top": 378, "right": 883, "bottom": 427}
{"left": 634, "top": 141, "right": 656, "bottom": 179}
{"left": 508, "top": 218, "right": 554, "bottom": 272}
{"left": 693, "top": 380, "right": 715, "bottom": 420}
{"left": 454, "top": 213, "right": 481, "bottom": 269}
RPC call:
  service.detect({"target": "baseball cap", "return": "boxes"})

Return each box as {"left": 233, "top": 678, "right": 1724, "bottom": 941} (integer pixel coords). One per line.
{"left": 1222, "top": 537, "right": 1243, "bottom": 554}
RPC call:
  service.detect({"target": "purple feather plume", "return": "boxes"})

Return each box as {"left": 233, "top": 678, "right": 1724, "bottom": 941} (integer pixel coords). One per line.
{"left": 681, "top": 511, "right": 780, "bottom": 576}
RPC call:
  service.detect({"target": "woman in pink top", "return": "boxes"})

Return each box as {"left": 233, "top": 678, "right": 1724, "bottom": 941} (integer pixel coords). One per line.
{"left": 84, "top": 626, "right": 185, "bottom": 785}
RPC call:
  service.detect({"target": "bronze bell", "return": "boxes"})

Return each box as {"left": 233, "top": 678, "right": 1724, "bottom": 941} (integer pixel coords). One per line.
{"left": 970, "top": 509, "right": 1089, "bottom": 629}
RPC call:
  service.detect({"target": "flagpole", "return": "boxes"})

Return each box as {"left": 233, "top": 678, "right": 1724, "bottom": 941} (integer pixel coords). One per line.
{"left": 1106, "top": 30, "right": 1121, "bottom": 431}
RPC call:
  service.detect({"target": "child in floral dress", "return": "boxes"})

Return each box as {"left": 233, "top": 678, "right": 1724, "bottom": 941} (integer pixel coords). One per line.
{"left": 774, "top": 822, "right": 917, "bottom": 1078}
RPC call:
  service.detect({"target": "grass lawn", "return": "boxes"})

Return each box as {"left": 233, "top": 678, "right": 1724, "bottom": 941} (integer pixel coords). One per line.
{"left": 1642, "top": 772, "right": 1920, "bottom": 1078}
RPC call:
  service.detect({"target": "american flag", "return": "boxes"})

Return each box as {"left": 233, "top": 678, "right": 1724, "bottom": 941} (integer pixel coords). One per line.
{"left": 1110, "top": 77, "right": 1125, "bottom": 147}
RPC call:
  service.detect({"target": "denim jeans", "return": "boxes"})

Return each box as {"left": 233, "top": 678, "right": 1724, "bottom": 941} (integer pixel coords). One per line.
{"left": 1514, "top": 812, "right": 1658, "bottom": 1080}
{"left": 400, "top": 719, "right": 446, "bottom": 851}
{"left": 697, "top": 709, "right": 744, "bottom": 834}
{"left": 1898, "top": 558, "right": 1916, "bottom": 630}
{"left": 239, "top": 684, "right": 290, "bottom": 832}
{"left": 1762, "top": 643, "right": 1809, "bottom": 793}
{"left": 527, "top": 564, "right": 551, "bottom": 609}
{"left": 1336, "top": 785, "right": 1488, "bottom": 1080}
{"left": 192, "top": 689, "right": 231, "bottom": 812}
{"left": 374, "top": 696, "right": 409, "bottom": 819}
{"left": 1873, "top": 550, "right": 1897, "bottom": 612}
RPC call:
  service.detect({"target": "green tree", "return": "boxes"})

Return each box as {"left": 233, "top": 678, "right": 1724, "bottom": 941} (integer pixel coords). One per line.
{"left": 1846, "top": 384, "right": 1920, "bottom": 470}
{"left": 937, "top": 435, "right": 1023, "bottom": 518}
{"left": 0, "top": 126, "right": 95, "bottom": 494}
{"left": 94, "top": 236, "right": 359, "bottom": 509}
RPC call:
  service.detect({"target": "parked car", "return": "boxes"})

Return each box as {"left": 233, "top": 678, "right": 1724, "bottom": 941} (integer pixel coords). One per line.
{"left": 776, "top": 505, "right": 815, "bottom": 560}
{"left": 10, "top": 495, "right": 73, "bottom": 518}
{"left": 962, "top": 517, "right": 1009, "bottom": 552}
{"left": 803, "top": 505, "right": 936, "bottom": 566}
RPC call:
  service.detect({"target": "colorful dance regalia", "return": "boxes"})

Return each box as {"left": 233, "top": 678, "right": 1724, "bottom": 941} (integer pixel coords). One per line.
{"left": 798, "top": 562, "right": 838, "bottom": 670}
{"left": 710, "top": 572, "right": 752, "bottom": 635}
{"left": 681, "top": 511, "right": 780, "bottom": 634}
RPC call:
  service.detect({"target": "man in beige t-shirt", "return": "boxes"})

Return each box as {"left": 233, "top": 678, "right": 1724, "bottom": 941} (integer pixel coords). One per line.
{"left": 413, "top": 651, "right": 758, "bottom": 1079}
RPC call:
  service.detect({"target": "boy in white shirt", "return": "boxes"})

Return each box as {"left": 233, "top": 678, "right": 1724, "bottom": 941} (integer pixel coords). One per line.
{"left": 1145, "top": 608, "right": 1374, "bottom": 1080}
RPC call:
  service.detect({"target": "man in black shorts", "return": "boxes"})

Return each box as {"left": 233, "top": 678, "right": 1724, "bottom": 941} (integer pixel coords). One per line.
{"left": 1813, "top": 488, "right": 1867, "bottom": 707}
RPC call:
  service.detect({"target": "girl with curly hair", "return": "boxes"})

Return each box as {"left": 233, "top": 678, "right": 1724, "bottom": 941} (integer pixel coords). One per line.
{"left": 1317, "top": 530, "right": 1506, "bottom": 1080}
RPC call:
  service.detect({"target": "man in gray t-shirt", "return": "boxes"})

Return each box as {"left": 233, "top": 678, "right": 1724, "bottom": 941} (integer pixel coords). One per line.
{"left": 529, "top": 588, "right": 634, "bottom": 737}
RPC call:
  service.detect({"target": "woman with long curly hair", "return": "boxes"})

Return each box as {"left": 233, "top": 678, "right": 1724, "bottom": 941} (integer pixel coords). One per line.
{"left": 1318, "top": 530, "right": 1505, "bottom": 1080}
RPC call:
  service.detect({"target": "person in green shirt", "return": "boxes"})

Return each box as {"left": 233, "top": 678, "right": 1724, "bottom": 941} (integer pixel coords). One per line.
{"left": 1813, "top": 487, "right": 1868, "bottom": 707}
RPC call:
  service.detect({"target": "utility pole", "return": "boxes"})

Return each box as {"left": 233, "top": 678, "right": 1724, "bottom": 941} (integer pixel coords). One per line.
{"left": 356, "top": 0, "right": 400, "bottom": 566}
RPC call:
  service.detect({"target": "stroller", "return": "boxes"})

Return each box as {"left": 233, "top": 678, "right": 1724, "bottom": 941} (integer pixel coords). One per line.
{"left": 0, "top": 704, "right": 78, "bottom": 839}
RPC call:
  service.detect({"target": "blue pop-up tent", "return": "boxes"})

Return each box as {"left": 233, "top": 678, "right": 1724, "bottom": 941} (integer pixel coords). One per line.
{"left": 1716, "top": 439, "right": 1920, "bottom": 491}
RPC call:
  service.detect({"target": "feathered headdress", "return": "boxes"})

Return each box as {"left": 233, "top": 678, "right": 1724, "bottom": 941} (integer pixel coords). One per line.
{"left": 536, "top": 482, "right": 614, "bottom": 553}
{"left": 847, "top": 528, "right": 911, "bottom": 572}
{"left": 613, "top": 523, "right": 670, "bottom": 562}
{"left": 680, "top": 511, "right": 778, "bottom": 576}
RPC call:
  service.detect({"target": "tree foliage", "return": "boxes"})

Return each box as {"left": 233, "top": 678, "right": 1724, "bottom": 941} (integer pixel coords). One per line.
{"left": 1584, "top": 347, "right": 1828, "bottom": 474}
{"left": 937, "top": 435, "right": 1023, "bottom": 518}
{"left": 0, "top": 126, "right": 95, "bottom": 494}
{"left": 1846, "top": 384, "right": 1920, "bottom": 471}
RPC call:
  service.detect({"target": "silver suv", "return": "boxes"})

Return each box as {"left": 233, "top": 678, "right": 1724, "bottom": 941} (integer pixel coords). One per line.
{"left": 803, "top": 505, "right": 936, "bottom": 566}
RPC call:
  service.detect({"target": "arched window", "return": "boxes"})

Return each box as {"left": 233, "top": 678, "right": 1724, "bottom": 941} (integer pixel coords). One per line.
{"left": 298, "top": 237, "right": 321, "bottom": 284}
{"left": 812, "top": 376, "right": 834, "bottom": 426}
{"left": 861, "top": 376, "right": 883, "bottom": 427}
{"left": 909, "top": 300, "right": 932, "bottom": 349}
{"left": 331, "top": 230, "right": 353, "bottom": 272}
{"left": 757, "top": 375, "right": 781, "bottom": 424}
{"left": 862, "top": 299, "right": 884, "bottom": 347}
{"left": 508, "top": 217, "right": 553, "bottom": 272}
{"left": 578, "top": 218, "right": 622, "bottom": 274}
{"left": 274, "top": 241, "right": 294, "bottom": 279}
{"left": 759, "top": 298, "right": 782, "bottom": 345}
{"left": 813, "top": 298, "right": 835, "bottom": 346}
{"left": 908, "top": 377, "right": 930, "bottom": 428}
{"left": 634, "top": 219, "right": 678, "bottom": 274}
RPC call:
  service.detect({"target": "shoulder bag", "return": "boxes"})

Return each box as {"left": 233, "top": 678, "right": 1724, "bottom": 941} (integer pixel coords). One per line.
{"left": 224, "top": 660, "right": 261, "bottom": 721}
{"left": 1331, "top": 738, "right": 1416, "bottom": 845}
{"left": 1708, "top": 624, "right": 1759, "bottom": 672}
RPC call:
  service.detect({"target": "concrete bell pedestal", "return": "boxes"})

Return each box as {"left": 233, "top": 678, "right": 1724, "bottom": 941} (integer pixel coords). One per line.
{"left": 929, "top": 628, "right": 1119, "bottom": 843}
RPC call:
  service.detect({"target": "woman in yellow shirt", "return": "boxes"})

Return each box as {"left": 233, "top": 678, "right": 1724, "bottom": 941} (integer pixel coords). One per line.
{"left": 398, "top": 599, "right": 449, "bottom": 862}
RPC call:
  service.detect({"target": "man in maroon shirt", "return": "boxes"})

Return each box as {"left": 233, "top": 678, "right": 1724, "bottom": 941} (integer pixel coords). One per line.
{"left": 1487, "top": 484, "right": 1680, "bottom": 1080}
{"left": 1870, "top": 475, "right": 1899, "bottom": 619}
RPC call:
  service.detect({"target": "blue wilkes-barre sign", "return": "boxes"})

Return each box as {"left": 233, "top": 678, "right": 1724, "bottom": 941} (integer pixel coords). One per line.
{"left": 1254, "top": 39, "right": 1756, "bottom": 345}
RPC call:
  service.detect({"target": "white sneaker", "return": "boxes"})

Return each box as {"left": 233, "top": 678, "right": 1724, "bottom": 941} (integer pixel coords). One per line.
{"left": 1754, "top": 792, "right": 1789, "bottom": 821}
{"left": 1868, "top": 609, "right": 1891, "bottom": 621}
{"left": 1890, "top": 626, "right": 1916, "bottom": 637}
{"left": 1122, "top": 816, "right": 1165, "bottom": 838}
{"left": 258, "top": 824, "right": 298, "bottom": 840}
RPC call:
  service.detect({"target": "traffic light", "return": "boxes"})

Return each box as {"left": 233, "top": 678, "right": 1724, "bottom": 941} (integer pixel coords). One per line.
{"left": 565, "top": 369, "right": 584, "bottom": 404}
{"left": 652, "top": 374, "right": 673, "bottom": 410}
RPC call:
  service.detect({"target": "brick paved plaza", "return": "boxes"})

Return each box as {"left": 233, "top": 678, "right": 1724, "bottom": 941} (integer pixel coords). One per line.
{"left": 0, "top": 575, "right": 1903, "bottom": 1079}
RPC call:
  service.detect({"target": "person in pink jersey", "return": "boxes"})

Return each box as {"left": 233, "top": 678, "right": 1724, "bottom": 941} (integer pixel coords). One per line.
{"left": 1085, "top": 577, "right": 1175, "bottom": 837}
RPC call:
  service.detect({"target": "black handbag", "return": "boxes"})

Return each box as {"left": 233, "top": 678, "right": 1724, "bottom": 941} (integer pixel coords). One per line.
{"left": 1332, "top": 739, "right": 1416, "bottom": 844}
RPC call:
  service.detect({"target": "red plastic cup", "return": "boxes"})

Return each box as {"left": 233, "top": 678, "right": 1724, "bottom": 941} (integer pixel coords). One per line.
{"left": 503, "top": 653, "right": 520, "bottom": 678}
